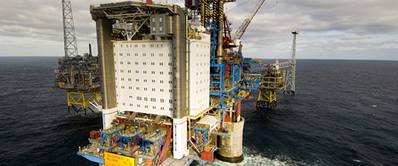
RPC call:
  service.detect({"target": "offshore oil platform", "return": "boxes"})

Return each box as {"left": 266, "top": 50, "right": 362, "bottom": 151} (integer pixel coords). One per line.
{"left": 55, "top": 0, "right": 298, "bottom": 165}
{"left": 55, "top": 0, "right": 102, "bottom": 115}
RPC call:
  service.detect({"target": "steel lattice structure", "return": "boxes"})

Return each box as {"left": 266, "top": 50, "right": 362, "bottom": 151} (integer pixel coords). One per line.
{"left": 62, "top": 0, "right": 78, "bottom": 57}
{"left": 283, "top": 31, "right": 298, "bottom": 96}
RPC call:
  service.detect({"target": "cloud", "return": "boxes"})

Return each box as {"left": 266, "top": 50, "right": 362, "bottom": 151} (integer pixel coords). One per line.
{"left": 0, "top": 0, "right": 397, "bottom": 60}
{"left": 226, "top": 0, "right": 398, "bottom": 60}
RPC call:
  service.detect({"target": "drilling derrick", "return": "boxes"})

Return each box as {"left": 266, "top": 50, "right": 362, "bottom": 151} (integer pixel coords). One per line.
{"left": 55, "top": 0, "right": 101, "bottom": 115}
{"left": 62, "top": 0, "right": 78, "bottom": 57}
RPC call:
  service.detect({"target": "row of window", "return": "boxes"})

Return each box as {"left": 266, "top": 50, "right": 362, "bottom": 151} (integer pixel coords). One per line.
{"left": 195, "top": 62, "right": 210, "bottom": 67}
{"left": 121, "top": 103, "right": 172, "bottom": 111}
{"left": 117, "top": 85, "right": 172, "bottom": 92}
{"left": 194, "top": 43, "right": 210, "bottom": 49}
{"left": 117, "top": 70, "right": 172, "bottom": 75}
{"left": 152, "top": 17, "right": 164, "bottom": 23}
{"left": 131, "top": 97, "right": 172, "bottom": 103}
{"left": 195, "top": 79, "right": 210, "bottom": 85}
{"left": 117, "top": 62, "right": 172, "bottom": 67}
{"left": 117, "top": 43, "right": 166, "bottom": 49}
{"left": 195, "top": 71, "right": 210, "bottom": 76}
{"left": 195, "top": 53, "right": 210, "bottom": 57}
{"left": 117, "top": 52, "right": 172, "bottom": 57}
{"left": 117, "top": 78, "right": 173, "bottom": 84}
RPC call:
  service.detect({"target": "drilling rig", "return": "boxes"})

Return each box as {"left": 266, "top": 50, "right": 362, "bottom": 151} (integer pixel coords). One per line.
{"left": 61, "top": 0, "right": 300, "bottom": 165}
{"left": 73, "top": 0, "right": 272, "bottom": 165}
{"left": 256, "top": 31, "right": 298, "bottom": 110}
{"left": 55, "top": 0, "right": 101, "bottom": 115}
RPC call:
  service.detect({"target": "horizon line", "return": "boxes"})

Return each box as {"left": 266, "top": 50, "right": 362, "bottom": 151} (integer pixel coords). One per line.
{"left": 0, "top": 56, "right": 397, "bottom": 62}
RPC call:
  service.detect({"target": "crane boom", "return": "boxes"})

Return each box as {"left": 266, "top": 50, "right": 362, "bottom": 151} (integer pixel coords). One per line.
{"left": 234, "top": 0, "right": 266, "bottom": 40}
{"left": 62, "top": 0, "right": 78, "bottom": 57}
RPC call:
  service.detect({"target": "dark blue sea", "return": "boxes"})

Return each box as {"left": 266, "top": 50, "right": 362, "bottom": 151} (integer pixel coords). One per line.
{"left": 0, "top": 57, "right": 397, "bottom": 166}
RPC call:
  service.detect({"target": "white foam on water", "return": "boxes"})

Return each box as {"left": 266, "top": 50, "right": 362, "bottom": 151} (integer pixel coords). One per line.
{"left": 210, "top": 147, "right": 291, "bottom": 166}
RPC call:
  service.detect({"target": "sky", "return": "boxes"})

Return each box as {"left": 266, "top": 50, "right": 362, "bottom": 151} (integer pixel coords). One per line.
{"left": 0, "top": 0, "right": 397, "bottom": 60}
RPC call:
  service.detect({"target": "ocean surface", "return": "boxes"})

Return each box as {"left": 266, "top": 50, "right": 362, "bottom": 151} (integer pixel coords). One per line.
{"left": 0, "top": 57, "right": 397, "bottom": 166}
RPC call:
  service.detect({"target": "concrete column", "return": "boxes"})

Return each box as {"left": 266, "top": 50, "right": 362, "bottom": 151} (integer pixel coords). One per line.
{"left": 172, "top": 6, "right": 188, "bottom": 119}
{"left": 102, "top": 108, "right": 118, "bottom": 130}
{"left": 173, "top": 118, "right": 188, "bottom": 159}
{"left": 96, "top": 19, "right": 116, "bottom": 110}
{"left": 95, "top": 18, "right": 117, "bottom": 129}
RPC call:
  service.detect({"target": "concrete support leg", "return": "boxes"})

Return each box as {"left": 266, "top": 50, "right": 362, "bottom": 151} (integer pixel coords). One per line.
{"left": 173, "top": 118, "right": 188, "bottom": 159}
{"left": 102, "top": 108, "right": 118, "bottom": 130}
{"left": 96, "top": 18, "right": 116, "bottom": 109}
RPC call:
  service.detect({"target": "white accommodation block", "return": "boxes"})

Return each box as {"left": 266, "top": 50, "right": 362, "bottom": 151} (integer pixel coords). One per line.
{"left": 189, "top": 33, "right": 210, "bottom": 117}
{"left": 113, "top": 40, "right": 174, "bottom": 118}
{"left": 112, "top": 33, "right": 210, "bottom": 118}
